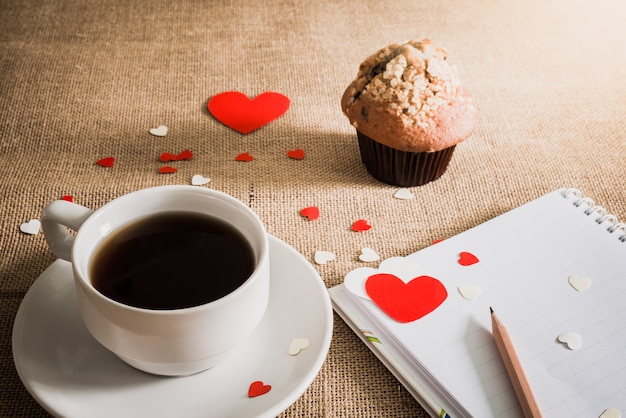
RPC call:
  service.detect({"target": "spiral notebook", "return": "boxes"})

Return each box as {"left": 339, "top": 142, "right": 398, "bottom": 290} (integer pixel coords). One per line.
{"left": 330, "top": 188, "right": 626, "bottom": 418}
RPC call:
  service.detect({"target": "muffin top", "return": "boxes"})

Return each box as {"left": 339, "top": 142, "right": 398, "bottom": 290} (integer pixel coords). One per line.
{"left": 341, "top": 39, "right": 477, "bottom": 153}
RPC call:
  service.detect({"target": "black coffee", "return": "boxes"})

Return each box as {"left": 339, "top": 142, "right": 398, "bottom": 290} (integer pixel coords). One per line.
{"left": 90, "top": 212, "right": 255, "bottom": 310}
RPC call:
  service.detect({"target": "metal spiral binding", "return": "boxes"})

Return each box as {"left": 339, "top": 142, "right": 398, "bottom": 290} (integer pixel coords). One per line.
{"left": 562, "top": 188, "right": 626, "bottom": 242}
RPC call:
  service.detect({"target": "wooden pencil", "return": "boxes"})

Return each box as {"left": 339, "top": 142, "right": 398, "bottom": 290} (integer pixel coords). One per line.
{"left": 490, "top": 307, "right": 543, "bottom": 418}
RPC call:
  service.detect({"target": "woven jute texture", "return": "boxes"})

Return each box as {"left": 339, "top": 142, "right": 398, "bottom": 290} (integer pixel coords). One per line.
{"left": 2, "top": 0, "right": 626, "bottom": 417}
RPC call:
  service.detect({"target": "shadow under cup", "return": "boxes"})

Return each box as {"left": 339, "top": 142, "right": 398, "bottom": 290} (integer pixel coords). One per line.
{"left": 71, "top": 186, "right": 270, "bottom": 376}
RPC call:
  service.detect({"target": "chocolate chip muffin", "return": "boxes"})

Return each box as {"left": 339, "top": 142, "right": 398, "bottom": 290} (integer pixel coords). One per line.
{"left": 341, "top": 39, "right": 477, "bottom": 186}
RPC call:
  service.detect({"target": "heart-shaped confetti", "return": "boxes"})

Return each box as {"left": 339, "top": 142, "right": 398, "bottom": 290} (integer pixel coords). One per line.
{"left": 177, "top": 149, "right": 193, "bottom": 160}
{"left": 314, "top": 250, "right": 336, "bottom": 265}
{"left": 61, "top": 195, "right": 74, "bottom": 202}
{"left": 344, "top": 267, "right": 379, "bottom": 300}
{"left": 235, "top": 152, "right": 255, "bottom": 162}
{"left": 288, "top": 338, "right": 310, "bottom": 356}
{"left": 393, "top": 188, "right": 415, "bottom": 200}
{"left": 458, "top": 284, "right": 482, "bottom": 301}
{"left": 287, "top": 148, "right": 305, "bottom": 160}
{"left": 149, "top": 125, "right": 168, "bottom": 137}
{"left": 191, "top": 174, "right": 211, "bottom": 186}
{"left": 600, "top": 408, "right": 622, "bottom": 418}
{"left": 568, "top": 275, "right": 592, "bottom": 292}
{"left": 366, "top": 273, "right": 448, "bottom": 323}
{"left": 558, "top": 332, "right": 583, "bottom": 350}
{"left": 300, "top": 206, "right": 320, "bottom": 221}
{"left": 159, "top": 166, "right": 177, "bottom": 174}
{"left": 359, "top": 247, "right": 380, "bottom": 262}
{"left": 20, "top": 219, "right": 41, "bottom": 235}
{"left": 344, "top": 257, "right": 425, "bottom": 301}
{"left": 248, "top": 381, "right": 272, "bottom": 397}
{"left": 160, "top": 149, "right": 193, "bottom": 162}
{"left": 96, "top": 156, "right": 115, "bottom": 167}
{"left": 458, "top": 251, "right": 479, "bottom": 266}
{"left": 160, "top": 152, "right": 177, "bottom": 162}
{"left": 208, "top": 91, "right": 290, "bottom": 134}
{"left": 352, "top": 219, "right": 371, "bottom": 232}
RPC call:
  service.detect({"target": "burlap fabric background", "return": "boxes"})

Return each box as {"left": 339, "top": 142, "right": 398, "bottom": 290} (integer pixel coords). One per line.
{"left": 2, "top": 0, "right": 626, "bottom": 416}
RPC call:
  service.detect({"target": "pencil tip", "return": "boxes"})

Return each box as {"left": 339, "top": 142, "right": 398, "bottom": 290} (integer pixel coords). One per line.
{"left": 490, "top": 306, "right": 494, "bottom": 314}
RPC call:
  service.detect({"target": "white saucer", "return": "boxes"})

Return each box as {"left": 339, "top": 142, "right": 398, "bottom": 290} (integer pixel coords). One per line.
{"left": 12, "top": 235, "right": 333, "bottom": 418}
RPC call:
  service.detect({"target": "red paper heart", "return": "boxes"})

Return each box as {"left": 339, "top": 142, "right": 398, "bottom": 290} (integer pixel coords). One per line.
{"left": 458, "top": 251, "right": 479, "bottom": 266}
{"left": 300, "top": 206, "right": 320, "bottom": 221}
{"left": 248, "top": 381, "right": 272, "bottom": 397}
{"left": 287, "top": 148, "right": 305, "bottom": 160}
{"left": 366, "top": 273, "right": 448, "bottom": 323}
{"left": 352, "top": 219, "right": 371, "bottom": 232}
{"left": 96, "top": 157, "right": 115, "bottom": 167}
{"left": 177, "top": 149, "right": 193, "bottom": 160}
{"left": 159, "top": 166, "right": 177, "bottom": 174}
{"left": 160, "top": 149, "right": 193, "bottom": 162}
{"left": 61, "top": 195, "right": 74, "bottom": 202}
{"left": 235, "top": 152, "right": 254, "bottom": 162}
{"left": 160, "top": 152, "right": 177, "bottom": 162}
{"left": 208, "top": 91, "right": 290, "bottom": 134}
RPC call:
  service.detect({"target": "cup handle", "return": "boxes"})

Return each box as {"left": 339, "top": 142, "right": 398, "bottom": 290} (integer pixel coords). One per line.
{"left": 41, "top": 200, "right": 94, "bottom": 261}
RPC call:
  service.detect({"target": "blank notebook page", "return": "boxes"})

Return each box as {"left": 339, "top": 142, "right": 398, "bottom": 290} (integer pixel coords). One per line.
{"left": 358, "top": 189, "right": 626, "bottom": 417}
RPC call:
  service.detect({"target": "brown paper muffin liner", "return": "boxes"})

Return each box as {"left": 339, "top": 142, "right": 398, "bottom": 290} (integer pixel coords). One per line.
{"left": 356, "top": 130, "right": 456, "bottom": 187}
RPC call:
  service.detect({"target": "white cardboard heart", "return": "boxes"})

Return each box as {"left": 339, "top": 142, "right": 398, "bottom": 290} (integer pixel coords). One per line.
{"left": 343, "top": 256, "right": 425, "bottom": 300}
{"left": 20, "top": 219, "right": 41, "bottom": 235}
{"left": 314, "top": 250, "right": 336, "bottom": 265}
{"left": 288, "top": 338, "right": 310, "bottom": 356}
{"left": 600, "top": 408, "right": 622, "bottom": 418}
{"left": 568, "top": 275, "right": 592, "bottom": 292}
{"left": 359, "top": 247, "right": 380, "bottom": 262}
{"left": 457, "top": 284, "right": 482, "bottom": 301}
{"left": 191, "top": 174, "right": 211, "bottom": 186}
{"left": 558, "top": 332, "right": 583, "bottom": 350}
{"left": 344, "top": 267, "right": 379, "bottom": 300}
{"left": 149, "top": 125, "right": 168, "bottom": 137}
{"left": 393, "top": 188, "right": 415, "bottom": 200}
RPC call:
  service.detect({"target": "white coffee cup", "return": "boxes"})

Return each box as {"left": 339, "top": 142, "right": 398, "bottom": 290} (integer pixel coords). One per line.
{"left": 41, "top": 185, "right": 270, "bottom": 376}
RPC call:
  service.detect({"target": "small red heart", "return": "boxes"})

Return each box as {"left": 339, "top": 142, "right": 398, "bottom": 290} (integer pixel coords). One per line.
{"left": 96, "top": 157, "right": 115, "bottom": 167}
{"left": 61, "top": 195, "right": 74, "bottom": 202}
{"left": 432, "top": 239, "right": 444, "bottom": 245}
{"left": 160, "top": 152, "right": 177, "bottom": 162}
{"left": 235, "top": 152, "right": 255, "bottom": 162}
{"left": 366, "top": 273, "right": 448, "bottom": 323}
{"left": 287, "top": 148, "right": 305, "bottom": 160}
{"left": 159, "top": 166, "right": 177, "bottom": 174}
{"left": 160, "top": 150, "right": 193, "bottom": 162}
{"left": 208, "top": 91, "right": 290, "bottom": 134}
{"left": 458, "top": 251, "right": 479, "bottom": 266}
{"left": 177, "top": 149, "right": 193, "bottom": 160}
{"left": 248, "top": 380, "right": 272, "bottom": 397}
{"left": 300, "top": 206, "right": 320, "bottom": 221}
{"left": 351, "top": 219, "right": 371, "bottom": 232}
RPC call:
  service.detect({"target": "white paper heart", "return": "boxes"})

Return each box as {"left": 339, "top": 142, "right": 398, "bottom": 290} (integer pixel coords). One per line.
{"left": 600, "top": 408, "right": 622, "bottom": 418}
{"left": 344, "top": 267, "right": 378, "bottom": 299}
{"left": 343, "top": 256, "right": 424, "bottom": 300}
{"left": 393, "top": 188, "right": 415, "bottom": 200}
{"left": 457, "top": 284, "right": 482, "bottom": 301}
{"left": 191, "top": 174, "right": 211, "bottom": 186}
{"left": 359, "top": 247, "right": 380, "bottom": 262}
{"left": 149, "top": 125, "right": 168, "bottom": 137}
{"left": 558, "top": 332, "right": 583, "bottom": 350}
{"left": 377, "top": 257, "right": 425, "bottom": 282}
{"left": 568, "top": 275, "right": 592, "bottom": 292}
{"left": 288, "top": 338, "right": 310, "bottom": 356}
{"left": 314, "top": 250, "right": 336, "bottom": 265}
{"left": 20, "top": 219, "right": 41, "bottom": 235}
